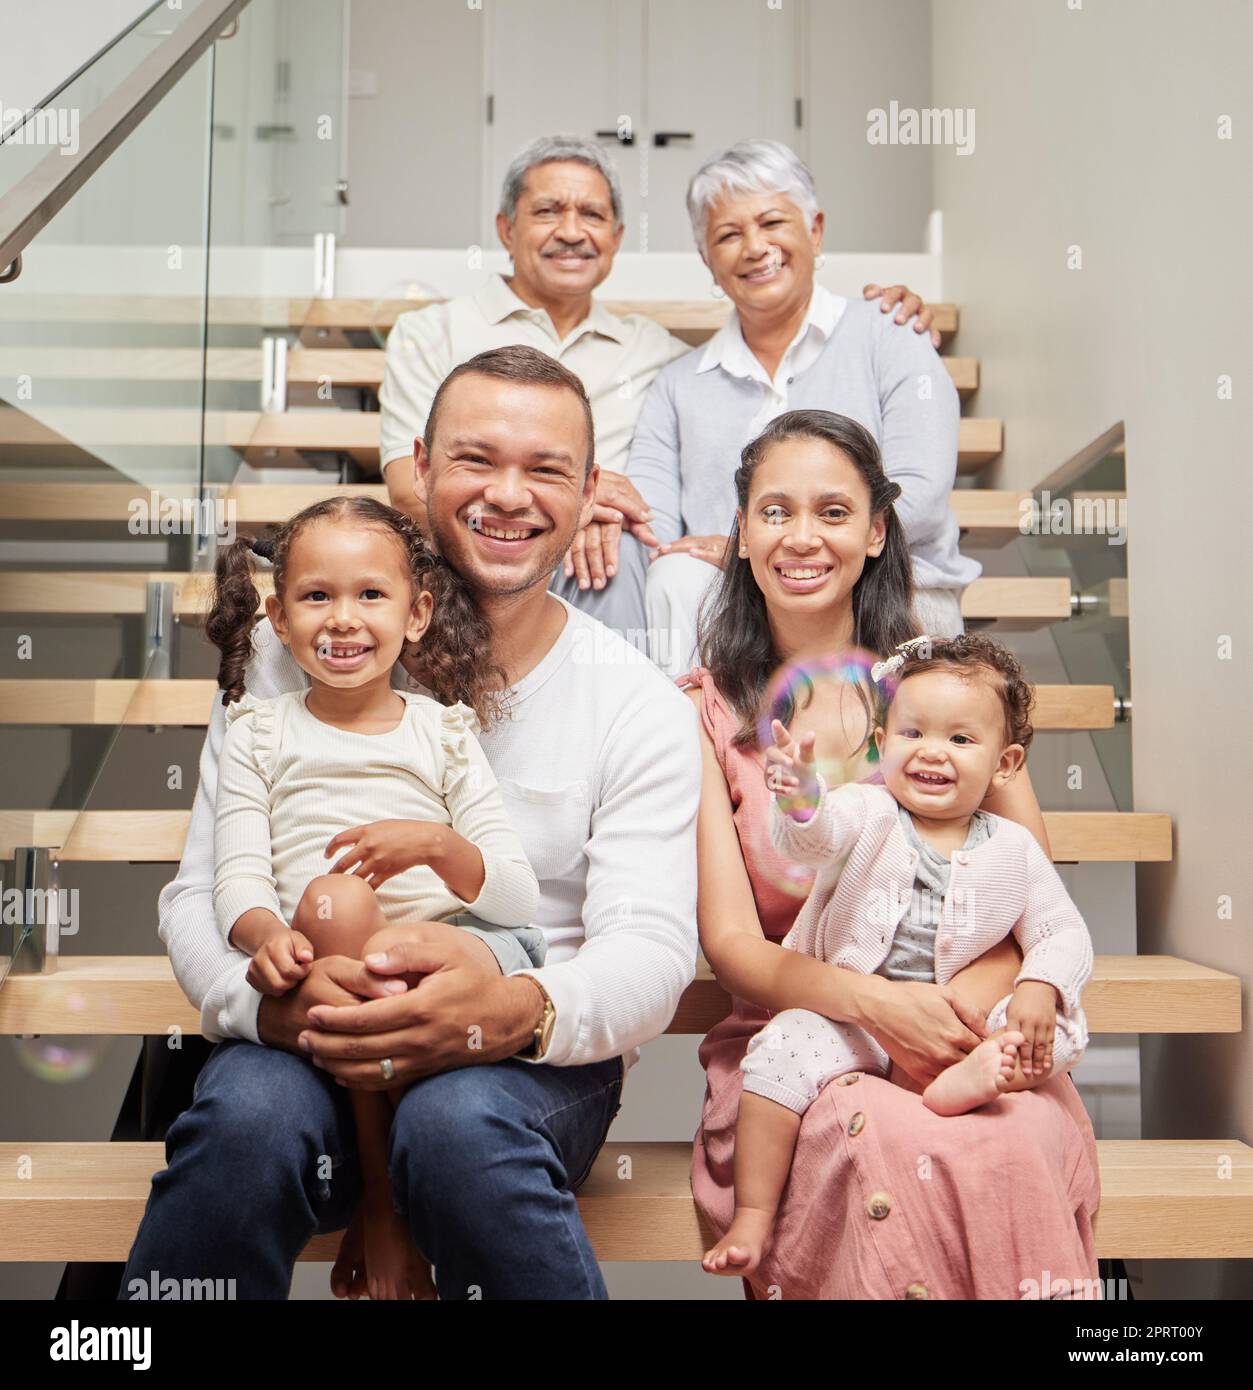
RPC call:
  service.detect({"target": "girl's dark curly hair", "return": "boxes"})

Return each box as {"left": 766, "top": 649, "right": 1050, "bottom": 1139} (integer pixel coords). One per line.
{"left": 891, "top": 632, "right": 1035, "bottom": 753}
{"left": 205, "top": 496, "right": 506, "bottom": 727}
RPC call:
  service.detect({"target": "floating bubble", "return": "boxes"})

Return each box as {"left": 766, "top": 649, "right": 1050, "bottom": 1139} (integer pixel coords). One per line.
{"left": 367, "top": 278, "right": 441, "bottom": 351}
{"left": 13, "top": 1034, "right": 111, "bottom": 1084}
{"left": 754, "top": 646, "right": 894, "bottom": 903}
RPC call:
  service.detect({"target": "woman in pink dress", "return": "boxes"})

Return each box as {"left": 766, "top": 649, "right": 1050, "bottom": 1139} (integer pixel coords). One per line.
{"left": 679, "top": 408, "right": 1101, "bottom": 1300}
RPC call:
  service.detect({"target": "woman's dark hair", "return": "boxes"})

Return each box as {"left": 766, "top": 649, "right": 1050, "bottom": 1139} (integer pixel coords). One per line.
{"left": 699, "top": 409, "right": 918, "bottom": 748}
{"left": 891, "top": 633, "right": 1035, "bottom": 754}
{"left": 206, "top": 496, "right": 506, "bottom": 726}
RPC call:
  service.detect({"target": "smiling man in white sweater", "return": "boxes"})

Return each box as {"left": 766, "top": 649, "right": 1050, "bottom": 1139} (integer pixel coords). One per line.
{"left": 119, "top": 346, "right": 701, "bottom": 1302}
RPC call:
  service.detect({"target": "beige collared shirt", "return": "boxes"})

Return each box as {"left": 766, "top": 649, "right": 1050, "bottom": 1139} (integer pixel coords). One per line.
{"left": 378, "top": 272, "right": 690, "bottom": 478}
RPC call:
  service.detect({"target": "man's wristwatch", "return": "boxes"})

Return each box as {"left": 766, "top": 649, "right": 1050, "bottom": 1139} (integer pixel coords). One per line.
{"left": 516, "top": 975, "right": 556, "bottom": 1061}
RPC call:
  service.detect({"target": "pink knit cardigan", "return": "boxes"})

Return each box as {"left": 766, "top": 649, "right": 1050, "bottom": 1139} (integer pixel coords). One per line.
{"left": 770, "top": 779, "right": 1093, "bottom": 1018}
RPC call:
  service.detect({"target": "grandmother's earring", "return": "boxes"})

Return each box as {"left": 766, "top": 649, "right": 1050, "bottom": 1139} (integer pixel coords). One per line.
{"left": 815, "top": 252, "right": 826, "bottom": 269}
{"left": 710, "top": 280, "right": 725, "bottom": 299}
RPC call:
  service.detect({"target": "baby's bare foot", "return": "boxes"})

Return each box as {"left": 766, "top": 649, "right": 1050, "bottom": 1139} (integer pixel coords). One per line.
{"left": 923, "top": 1032, "right": 1025, "bottom": 1116}
{"left": 702, "top": 1208, "right": 773, "bottom": 1277}
{"left": 363, "top": 1195, "right": 437, "bottom": 1300}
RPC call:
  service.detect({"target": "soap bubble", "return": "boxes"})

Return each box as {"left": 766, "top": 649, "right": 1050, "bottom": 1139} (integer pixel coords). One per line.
{"left": 13, "top": 1035, "right": 112, "bottom": 1084}
{"left": 10, "top": 979, "right": 117, "bottom": 1083}
{"left": 367, "top": 278, "right": 440, "bottom": 350}
{"left": 753, "top": 646, "right": 893, "bottom": 902}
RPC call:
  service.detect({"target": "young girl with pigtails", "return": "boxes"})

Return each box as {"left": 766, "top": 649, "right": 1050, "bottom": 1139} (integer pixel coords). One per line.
{"left": 205, "top": 496, "right": 541, "bottom": 1300}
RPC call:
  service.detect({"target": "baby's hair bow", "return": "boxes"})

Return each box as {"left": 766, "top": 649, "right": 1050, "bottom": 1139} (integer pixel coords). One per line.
{"left": 870, "top": 634, "right": 934, "bottom": 684}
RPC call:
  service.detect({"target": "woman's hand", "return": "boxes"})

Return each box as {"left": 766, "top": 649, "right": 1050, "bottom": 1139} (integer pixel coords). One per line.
{"left": 649, "top": 534, "right": 730, "bottom": 569}
{"left": 325, "top": 820, "right": 449, "bottom": 887}
{"left": 858, "top": 976, "right": 990, "bottom": 1086}
{"left": 246, "top": 928, "right": 314, "bottom": 996}
{"left": 764, "top": 717, "right": 820, "bottom": 819}
{"left": 1005, "top": 980, "right": 1060, "bottom": 1077}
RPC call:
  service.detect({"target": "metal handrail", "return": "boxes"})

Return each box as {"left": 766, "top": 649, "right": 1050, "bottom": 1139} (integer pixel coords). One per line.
{"left": 0, "top": 0, "right": 251, "bottom": 279}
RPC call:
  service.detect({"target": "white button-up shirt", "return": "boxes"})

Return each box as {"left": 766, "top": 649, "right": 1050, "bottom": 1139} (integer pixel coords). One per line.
{"left": 379, "top": 272, "right": 689, "bottom": 477}
{"left": 696, "top": 282, "right": 849, "bottom": 438}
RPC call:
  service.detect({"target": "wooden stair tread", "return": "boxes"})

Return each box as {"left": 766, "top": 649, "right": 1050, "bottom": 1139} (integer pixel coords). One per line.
{"left": 0, "top": 954, "right": 1237, "bottom": 1038}
{"left": 0, "top": 808, "right": 1172, "bottom": 864}
{"left": 0, "top": 571, "right": 1069, "bottom": 623}
{"left": 0, "top": 678, "right": 1115, "bottom": 730}
{"left": 294, "top": 297, "right": 960, "bottom": 342}
{"left": 0, "top": 482, "right": 1032, "bottom": 547}
{"left": 0, "top": 408, "right": 998, "bottom": 468}
{"left": 0, "top": 346, "right": 980, "bottom": 399}
{"left": 1, "top": 1138, "right": 1248, "bottom": 1262}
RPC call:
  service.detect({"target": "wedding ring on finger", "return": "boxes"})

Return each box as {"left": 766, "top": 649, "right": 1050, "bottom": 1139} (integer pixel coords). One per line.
{"left": 379, "top": 1057, "right": 395, "bottom": 1082}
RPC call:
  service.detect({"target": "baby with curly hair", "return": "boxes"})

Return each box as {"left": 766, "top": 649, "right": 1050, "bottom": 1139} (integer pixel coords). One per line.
{"left": 703, "top": 633, "right": 1093, "bottom": 1277}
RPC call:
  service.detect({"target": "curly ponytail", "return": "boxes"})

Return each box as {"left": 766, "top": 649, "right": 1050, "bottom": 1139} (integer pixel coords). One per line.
{"left": 206, "top": 537, "right": 265, "bottom": 706}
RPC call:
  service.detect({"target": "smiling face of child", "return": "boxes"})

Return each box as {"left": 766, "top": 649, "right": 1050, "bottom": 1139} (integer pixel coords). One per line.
{"left": 873, "top": 666, "right": 1025, "bottom": 821}
{"left": 265, "top": 518, "right": 431, "bottom": 690}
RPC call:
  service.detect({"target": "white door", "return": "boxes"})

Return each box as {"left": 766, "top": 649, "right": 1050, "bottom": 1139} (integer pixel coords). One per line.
{"left": 485, "top": 0, "right": 800, "bottom": 254}
{"left": 485, "top": 0, "right": 645, "bottom": 249}
{"left": 641, "top": 0, "right": 801, "bottom": 253}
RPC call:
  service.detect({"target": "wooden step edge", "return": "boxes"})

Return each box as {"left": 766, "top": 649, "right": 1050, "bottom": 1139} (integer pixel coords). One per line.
{"left": 1, "top": 1138, "right": 1248, "bottom": 1263}
{"left": 0, "top": 809, "right": 1174, "bottom": 864}
{"left": 0, "top": 679, "right": 1116, "bottom": 731}
{"left": 0, "top": 955, "right": 1236, "bottom": 1038}
{"left": 0, "top": 571, "right": 1070, "bottom": 623}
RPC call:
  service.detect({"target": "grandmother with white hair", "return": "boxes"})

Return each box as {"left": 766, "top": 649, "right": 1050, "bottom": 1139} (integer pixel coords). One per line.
{"left": 630, "top": 138, "right": 979, "bottom": 673}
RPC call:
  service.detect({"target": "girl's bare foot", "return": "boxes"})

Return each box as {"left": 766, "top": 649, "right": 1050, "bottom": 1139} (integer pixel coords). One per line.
{"left": 363, "top": 1194, "right": 438, "bottom": 1300}
{"left": 922, "top": 1031, "right": 1026, "bottom": 1116}
{"left": 702, "top": 1207, "right": 773, "bottom": 1277}
{"left": 330, "top": 1205, "right": 369, "bottom": 1300}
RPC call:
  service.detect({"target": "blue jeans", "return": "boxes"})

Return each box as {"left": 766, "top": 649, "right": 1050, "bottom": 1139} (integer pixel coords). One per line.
{"left": 117, "top": 1039, "right": 624, "bottom": 1300}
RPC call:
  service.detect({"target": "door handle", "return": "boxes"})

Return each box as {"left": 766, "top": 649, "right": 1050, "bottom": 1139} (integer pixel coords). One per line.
{"left": 653, "top": 131, "right": 693, "bottom": 147}
{"left": 595, "top": 129, "right": 635, "bottom": 146}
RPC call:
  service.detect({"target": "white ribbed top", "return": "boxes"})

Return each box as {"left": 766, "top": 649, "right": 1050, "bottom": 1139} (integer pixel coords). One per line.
{"left": 212, "top": 688, "right": 539, "bottom": 941}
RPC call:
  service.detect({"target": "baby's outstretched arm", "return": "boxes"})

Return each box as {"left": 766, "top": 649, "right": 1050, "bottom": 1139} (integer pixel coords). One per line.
{"left": 764, "top": 717, "right": 821, "bottom": 821}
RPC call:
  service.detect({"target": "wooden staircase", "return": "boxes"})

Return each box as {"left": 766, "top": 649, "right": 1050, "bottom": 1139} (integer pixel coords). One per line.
{"left": 1, "top": 292, "right": 1243, "bottom": 1280}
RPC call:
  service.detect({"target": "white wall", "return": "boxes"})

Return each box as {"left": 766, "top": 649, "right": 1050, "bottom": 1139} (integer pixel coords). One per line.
{"left": 343, "top": 0, "right": 935, "bottom": 254}
{"left": 0, "top": 0, "right": 155, "bottom": 111}
{"left": 930, "top": 0, "right": 1252, "bottom": 1299}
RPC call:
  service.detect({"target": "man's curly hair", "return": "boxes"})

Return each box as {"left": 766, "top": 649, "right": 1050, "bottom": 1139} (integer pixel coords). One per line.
{"left": 892, "top": 632, "right": 1035, "bottom": 753}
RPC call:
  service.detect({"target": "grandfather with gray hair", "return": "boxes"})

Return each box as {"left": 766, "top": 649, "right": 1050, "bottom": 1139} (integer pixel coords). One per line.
{"left": 380, "top": 134, "right": 687, "bottom": 608}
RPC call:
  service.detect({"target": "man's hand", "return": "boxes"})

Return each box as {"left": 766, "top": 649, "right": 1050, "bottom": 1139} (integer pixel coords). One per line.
{"left": 257, "top": 955, "right": 394, "bottom": 1054}
{"left": 562, "top": 470, "right": 660, "bottom": 590}
{"left": 296, "top": 937, "right": 543, "bottom": 1089}
{"left": 648, "top": 534, "right": 730, "bottom": 569}
{"left": 563, "top": 519, "right": 622, "bottom": 591}
{"left": 594, "top": 470, "right": 657, "bottom": 544}
{"left": 862, "top": 283, "right": 941, "bottom": 349}
{"left": 324, "top": 820, "right": 450, "bottom": 887}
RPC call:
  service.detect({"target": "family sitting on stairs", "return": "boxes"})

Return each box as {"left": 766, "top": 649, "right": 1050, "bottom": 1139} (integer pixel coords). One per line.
{"left": 121, "top": 136, "right": 1101, "bottom": 1301}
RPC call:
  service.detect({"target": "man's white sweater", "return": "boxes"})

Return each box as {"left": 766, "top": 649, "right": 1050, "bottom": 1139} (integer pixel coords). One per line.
{"left": 159, "top": 597, "right": 702, "bottom": 1075}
